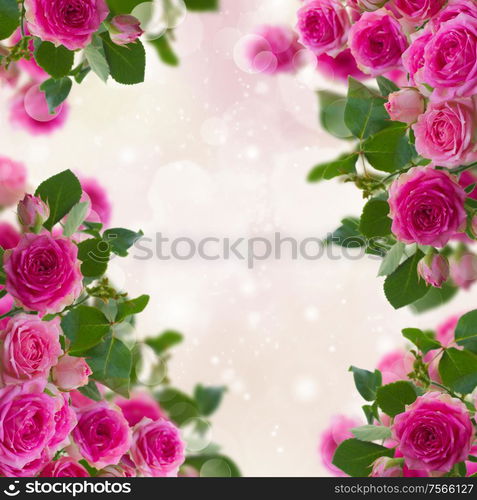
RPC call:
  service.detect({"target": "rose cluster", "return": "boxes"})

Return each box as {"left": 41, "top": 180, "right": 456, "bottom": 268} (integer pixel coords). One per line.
{"left": 320, "top": 314, "right": 477, "bottom": 477}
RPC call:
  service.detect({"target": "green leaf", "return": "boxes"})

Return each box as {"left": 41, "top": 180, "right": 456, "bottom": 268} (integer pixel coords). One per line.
{"left": 155, "top": 387, "right": 200, "bottom": 425}
{"left": 376, "top": 381, "right": 419, "bottom": 417}
{"left": 359, "top": 198, "right": 392, "bottom": 238}
{"left": 184, "top": 0, "right": 219, "bottom": 10}
{"left": 77, "top": 238, "right": 111, "bottom": 278}
{"left": 378, "top": 242, "right": 405, "bottom": 277}
{"left": 77, "top": 379, "right": 102, "bottom": 402}
{"left": 101, "top": 33, "right": 145, "bottom": 85}
{"left": 34, "top": 41, "right": 74, "bottom": 79}
{"left": 376, "top": 76, "right": 399, "bottom": 97}
{"left": 61, "top": 305, "right": 111, "bottom": 354}
{"left": 0, "top": 248, "right": 6, "bottom": 285}
{"left": 455, "top": 310, "right": 477, "bottom": 354}
{"left": 35, "top": 170, "right": 82, "bottom": 231}
{"left": 116, "top": 295, "right": 149, "bottom": 322}
{"left": 103, "top": 228, "right": 143, "bottom": 257}
{"left": 0, "top": 0, "right": 19, "bottom": 39}
{"left": 86, "top": 333, "right": 132, "bottom": 398}
{"left": 384, "top": 250, "right": 428, "bottom": 309}
{"left": 63, "top": 202, "right": 89, "bottom": 238}
{"left": 318, "top": 91, "right": 352, "bottom": 139}
{"left": 363, "top": 125, "right": 415, "bottom": 173}
{"left": 332, "top": 439, "right": 394, "bottom": 477}
{"left": 327, "top": 217, "right": 365, "bottom": 248}
{"left": 149, "top": 36, "right": 180, "bottom": 67}
{"left": 410, "top": 283, "right": 458, "bottom": 313}
{"left": 194, "top": 385, "right": 227, "bottom": 416}
{"left": 402, "top": 328, "right": 441, "bottom": 355}
{"left": 352, "top": 425, "right": 392, "bottom": 442}
{"left": 307, "top": 153, "right": 357, "bottom": 182}
{"left": 439, "top": 348, "right": 477, "bottom": 394}
{"left": 349, "top": 366, "right": 382, "bottom": 402}
{"left": 106, "top": 0, "right": 144, "bottom": 14}
{"left": 345, "top": 78, "right": 391, "bottom": 140}
{"left": 84, "top": 39, "right": 110, "bottom": 82}
{"left": 184, "top": 455, "right": 241, "bottom": 478}
{"left": 39, "top": 77, "right": 73, "bottom": 114}
{"left": 146, "top": 330, "right": 184, "bottom": 355}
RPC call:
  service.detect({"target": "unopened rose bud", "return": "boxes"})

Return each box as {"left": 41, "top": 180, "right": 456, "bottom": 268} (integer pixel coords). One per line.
{"left": 52, "top": 355, "right": 92, "bottom": 391}
{"left": 417, "top": 252, "right": 449, "bottom": 288}
{"left": 385, "top": 88, "right": 425, "bottom": 124}
{"left": 17, "top": 194, "right": 49, "bottom": 233}
{"left": 370, "top": 457, "right": 403, "bottom": 477}
{"left": 348, "top": 0, "right": 389, "bottom": 11}
{"left": 109, "top": 15, "right": 144, "bottom": 46}
{"left": 450, "top": 252, "right": 477, "bottom": 290}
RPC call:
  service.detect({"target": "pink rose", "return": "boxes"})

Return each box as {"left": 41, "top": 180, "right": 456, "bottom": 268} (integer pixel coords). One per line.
{"left": 0, "top": 450, "right": 51, "bottom": 478}
{"left": 72, "top": 403, "right": 131, "bottom": 468}
{"left": 296, "top": 0, "right": 350, "bottom": 57}
{"left": 24, "top": 0, "right": 109, "bottom": 51}
{"left": 388, "top": 166, "right": 467, "bottom": 247}
{"left": 413, "top": 99, "right": 477, "bottom": 168}
{"left": 349, "top": 10, "right": 408, "bottom": 76}
{"left": 402, "top": 30, "right": 432, "bottom": 87}
{"left": 385, "top": 88, "right": 425, "bottom": 124}
{"left": 355, "top": 0, "right": 388, "bottom": 12}
{"left": 244, "top": 25, "right": 302, "bottom": 75}
{"left": 130, "top": 418, "right": 185, "bottom": 477}
{"left": 9, "top": 84, "right": 69, "bottom": 136}
{"left": 0, "top": 314, "right": 63, "bottom": 385}
{"left": 40, "top": 457, "right": 89, "bottom": 477}
{"left": 417, "top": 253, "right": 449, "bottom": 288}
{"left": 0, "top": 156, "right": 27, "bottom": 208}
{"left": 52, "top": 355, "right": 92, "bottom": 391}
{"left": 97, "top": 456, "right": 136, "bottom": 477}
{"left": 390, "top": 0, "right": 446, "bottom": 24}
{"left": 393, "top": 392, "right": 474, "bottom": 473}
{"left": 423, "top": 14, "right": 477, "bottom": 101}
{"left": 4, "top": 232, "right": 83, "bottom": 315}
{"left": 110, "top": 15, "right": 144, "bottom": 46}
{"left": 0, "top": 384, "right": 57, "bottom": 469}
{"left": 17, "top": 194, "right": 50, "bottom": 233}
{"left": 115, "top": 392, "right": 165, "bottom": 427}
{"left": 49, "top": 390, "right": 77, "bottom": 453}
{"left": 316, "top": 48, "right": 369, "bottom": 82}
{"left": 436, "top": 316, "right": 459, "bottom": 347}
{"left": 377, "top": 350, "right": 413, "bottom": 385}
{"left": 0, "top": 222, "right": 20, "bottom": 250}
{"left": 430, "top": 0, "right": 477, "bottom": 32}
{"left": 370, "top": 457, "right": 403, "bottom": 477}
{"left": 80, "top": 177, "right": 112, "bottom": 226}
{"left": 0, "top": 287, "right": 14, "bottom": 330}
{"left": 319, "top": 415, "right": 361, "bottom": 476}
{"left": 450, "top": 252, "right": 477, "bottom": 290}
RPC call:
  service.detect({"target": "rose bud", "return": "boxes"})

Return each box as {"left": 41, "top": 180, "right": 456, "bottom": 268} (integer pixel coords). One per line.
{"left": 17, "top": 194, "right": 50, "bottom": 233}
{"left": 109, "top": 15, "right": 144, "bottom": 46}
{"left": 450, "top": 251, "right": 477, "bottom": 290}
{"left": 357, "top": 0, "right": 388, "bottom": 11}
{"left": 52, "top": 355, "right": 92, "bottom": 391}
{"left": 417, "top": 252, "right": 449, "bottom": 288}
{"left": 370, "top": 457, "right": 404, "bottom": 477}
{"left": 385, "top": 88, "right": 425, "bottom": 124}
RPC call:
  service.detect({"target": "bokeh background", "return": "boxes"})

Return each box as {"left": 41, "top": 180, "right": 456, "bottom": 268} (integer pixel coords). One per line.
{"left": 1, "top": 0, "right": 474, "bottom": 477}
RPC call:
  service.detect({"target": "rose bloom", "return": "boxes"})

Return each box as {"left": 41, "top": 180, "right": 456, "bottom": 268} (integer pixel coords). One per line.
{"left": 49, "top": 390, "right": 77, "bottom": 453}
{"left": 115, "top": 392, "right": 165, "bottom": 427}
{"left": 97, "top": 456, "right": 136, "bottom": 477}
{"left": 0, "top": 384, "right": 57, "bottom": 470}
{"left": 72, "top": 403, "right": 131, "bottom": 468}
{"left": 417, "top": 253, "right": 449, "bottom": 288}
{"left": 450, "top": 252, "right": 477, "bottom": 290}
{"left": 0, "top": 314, "right": 63, "bottom": 385}
{"left": 4, "top": 232, "right": 83, "bottom": 315}
{"left": 110, "top": 15, "right": 144, "bottom": 46}
{"left": 377, "top": 350, "right": 413, "bottom": 385}
{"left": 390, "top": 0, "right": 446, "bottom": 24}
{"left": 40, "top": 457, "right": 89, "bottom": 477}
{"left": 130, "top": 418, "right": 185, "bottom": 477}
{"left": 423, "top": 14, "right": 477, "bottom": 101}
{"left": 25, "top": 0, "right": 109, "bottom": 51}
{"left": 9, "top": 84, "right": 70, "bottom": 136}
{"left": 393, "top": 393, "right": 474, "bottom": 473}
{"left": 349, "top": 10, "right": 408, "bottom": 76}
{"left": 80, "top": 177, "right": 111, "bottom": 227}
{"left": 402, "top": 30, "right": 432, "bottom": 87}
{"left": 320, "top": 415, "right": 361, "bottom": 476}
{"left": 430, "top": 0, "right": 477, "bottom": 32}
{"left": 370, "top": 457, "right": 403, "bottom": 477}
{"left": 0, "top": 288, "right": 14, "bottom": 330}
{"left": 0, "top": 449, "right": 51, "bottom": 478}
{"left": 17, "top": 194, "right": 50, "bottom": 232}
{"left": 0, "top": 222, "right": 20, "bottom": 250}
{"left": 316, "top": 48, "right": 368, "bottom": 82}
{"left": 385, "top": 88, "right": 425, "bottom": 124}
{"left": 0, "top": 156, "right": 27, "bottom": 208}
{"left": 52, "top": 355, "right": 91, "bottom": 391}
{"left": 296, "top": 0, "right": 350, "bottom": 57}
{"left": 388, "top": 166, "right": 467, "bottom": 247}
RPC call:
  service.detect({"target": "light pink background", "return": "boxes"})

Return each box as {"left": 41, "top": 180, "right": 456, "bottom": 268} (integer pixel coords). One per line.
{"left": 0, "top": 0, "right": 473, "bottom": 477}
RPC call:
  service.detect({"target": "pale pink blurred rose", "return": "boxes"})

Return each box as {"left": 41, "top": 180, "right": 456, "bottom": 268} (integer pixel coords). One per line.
{"left": 385, "top": 88, "right": 425, "bottom": 124}
{"left": 52, "top": 355, "right": 92, "bottom": 391}
{"left": 417, "top": 253, "right": 449, "bottom": 288}
{"left": 80, "top": 177, "right": 112, "bottom": 226}
{"left": 435, "top": 315, "right": 459, "bottom": 347}
{"left": 0, "top": 156, "right": 27, "bottom": 208}
{"left": 0, "top": 64, "right": 20, "bottom": 87}
{"left": 450, "top": 252, "right": 477, "bottom": 290}
{"left": 110, "top": 15, "right": 144, "bottom": 46}
{"left": 316, "top": 48, "right": 368, "bottom": 82}
{"left": 370, "top": 457, "right": 403, "bottom": 477}
{"left": 377, "top": 350, "right": 413, "bottom": 385}
{"left": 319, "top": 415, "right": 361, "bottom": 476}
{"left": 179, "top": 465, "right": 200, "bottom": 477}
{"left": 0, "top": 222, "right": 21, "bottom": 250}
{"left": 17, "top": 194, "right": 50, "bottom": 232}
{"left": 115, "top": 392, "right": 165, "bottom": 427}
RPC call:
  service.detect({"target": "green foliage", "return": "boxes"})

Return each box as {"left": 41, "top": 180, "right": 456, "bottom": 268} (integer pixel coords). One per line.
{"left": 359, "top": 198, "right": 392, "bottom": 238}
{"left": 308, "top": 153, "right": 357, "bottom": 182}
{"left": 439, "top": 348, "right": 477, "bottom": 394}
{"left": 349, "top": 366, "right": 382, "bottom": 402}
{"left": 116, "top": 295, "right": 150, "bottom": 322}
{"left": 155, "top": 387, "right": 201, "bottom": 425}
{"left": 77, "top": 238, "right": 111, "bottom": 278}
{"left": 410, "top": 283, "right": 458, "bottom": 313}
{"left": 194, "top": 385, "right": 227, "bottom": 416}
{"left": 101, "top": 33, "right": 145, "bottom": 85}
{"left": 184, "top": 454, "right": 241, "bottom": 477}
{"left": 34, "top": 41, "right": 74, "bottom": 79}
{"left": 103, "top": 228, "right": 143, "bottom": 257}
{"left": 402, "top": 328, "right": 441, "bottom": 354}
{"left": 184, "top": 0, "right": 219, "bottom": 10}
{"left": 455, "top": 310, "right": 477, "bottom": 353}
{"left": 146, "top": 330, "right": 184, "bottom": 355}
{"left": 39, "top": 77, "right": 73, "bottom": 114}
{"left": 376, "top": 381, "right": 419, "bottom": 417}
{"left": 0, "top": 0, "right": 19, "bottom": 40}
{"left": 318, "top": 91, "right": 353, "bottom": 139}
{"left": 352, "top": 425, "right": 392, "bottom": 442}
{"left": 149, "top": 35, "right": 180, "bottom": 67}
